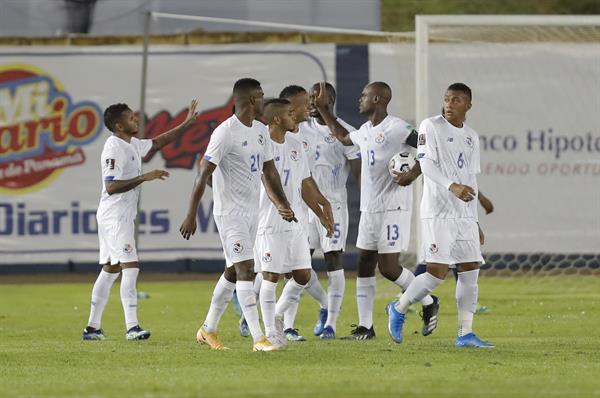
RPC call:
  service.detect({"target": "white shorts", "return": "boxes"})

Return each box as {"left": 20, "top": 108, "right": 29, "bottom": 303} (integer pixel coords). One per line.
{"left": 308, "top": 201, "right": 348, "bottom": 252}
{"left": 421, "top": 218, "right": 484, "bottom": 265}
{"left": 214, "top": 214, "right": 258, "bottom": 267}
{"left": 254, "top": 228, "right": 312, "bottom": 274}
{"left": 356, "top": 209, "right": 411, "bottom": 254}
{"left": 98, "top": 219, "right": 138, "bottom": 265}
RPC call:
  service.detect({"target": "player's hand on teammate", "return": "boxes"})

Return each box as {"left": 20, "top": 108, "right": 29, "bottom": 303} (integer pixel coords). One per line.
{"left": 143, "top": 169, "right": 170, "bottom": 181}
{"left": 183, "top": 99, "right": 200, "bottom": 126}
{"left": 392, "top": 170, "right": 415, "bottom": 186}
{"left": 449, "top": 183, "right": 475, "bottom": 202}
{"left": 179, "top": 214, "right": 197, "bottom": 240}
{"left": 277, "top": 205, "right": 297, "bottom": 223}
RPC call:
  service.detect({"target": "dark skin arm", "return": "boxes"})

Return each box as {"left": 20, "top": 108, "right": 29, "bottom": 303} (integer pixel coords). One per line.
{"left": 179, "top": 159, "right": 216, "bottom": 240}
{"left": 349, "top": 158, "right": 361, "bottom": 184}
{"left": 314, "top": 82, "right": 354, "bottom": 146}
{"left": 478, "top": 190, "right": 494, "bottom": 214}
{"left": 301, "top": 178, "right": 334, "bottom": 237}
{"left": 393, "top": 161, "right": 421, "bottom": 187}
{"left": 262, "top": 160, "right": 296, "bottom": 222}
{"left": 150, "top": 99, "right": 199, "bottom": 152}
{"left": 105, "top": 169, "right": 169, "bottom": 195}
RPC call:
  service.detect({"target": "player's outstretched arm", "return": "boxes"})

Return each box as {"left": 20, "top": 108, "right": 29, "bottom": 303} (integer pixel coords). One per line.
{"left": 393, "top": 160, "right": 422, "bottom": 187}
{"left": 420, "top": 157, "right": 475, "bottom": 202}
{"left": 478, "top": 190, "right": 494, "bottom": 214}
{"left": 262, "top": 160, "right": 296, "bottom": 222}
{"left": 179, "top": 159, "right": 216, "bottom": 240}
{"left": 105, "top": 169, "right": 169, "bottom": 195}
{"left": 151, "top": 99, "right": 200, "bottom": 152}
{"left": 301, "top": 177, "right": 334, "bottom": 237}
{"left": 314, "top": 82, "right": 353, "bottom": 146}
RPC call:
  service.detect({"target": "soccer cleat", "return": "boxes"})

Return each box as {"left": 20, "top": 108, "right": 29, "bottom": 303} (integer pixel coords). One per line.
{"left": 455, "top": 333, "right": 495, "bottom": 348}
{"left": 284, "top": 328, "right": 306, "bottom": 342}
{"left": 340, "top": 324, "right": 376, "bottom": 340}
{"left": 273, "top": 315, "right": 288, "bottom": 348}
{"left": 476, "top": 305, "right": 490, "bottom": 314}
{"left": 126, "top": 325, "right": 151, "bottom": 341}
{"left": 421, "top": 295, "right": 440, "bottom": 336}
{"left": 239, "top": 316, "right": 250, "bottom": 337}
{"left": 386, "top": 301, "right": 406, "bottom": 344}
{"left": 253, "top": 336, "right": 279, "bottom": 352}
{"left": 231, "top": 290, "right": 243, "bottom": 317}
{"left": 320, "top": 326, "right": 335, "bottom": 340}
{"left": 313, "top": 308, "right": 328, "bottom": 336}
{"left": 82, "top": 327, "right": 106, "bottom": 341}
{"left": 196, "top": 327, "right": 227, "bottom": 350}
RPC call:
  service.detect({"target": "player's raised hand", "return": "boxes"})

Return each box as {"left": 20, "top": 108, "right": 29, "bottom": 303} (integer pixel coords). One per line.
{"left": 449, "top": 183, "right": 475, "bottom": 202}
{"left": 314, "top": 81, "right": 329, "bottom": 109}
{"left": 179, "top": 214, "right": 197, "bottom": 240}
{"left": 184, "top": 99, "right": 200, "bottom": 125}
{"left": 143, "top": 169, "right": 170, "bottom": 181}
{"left": 277, "top": 204, "right": 297, "bottom": 223}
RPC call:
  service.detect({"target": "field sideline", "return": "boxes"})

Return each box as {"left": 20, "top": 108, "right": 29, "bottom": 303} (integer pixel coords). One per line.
{"left": 1, "top": 275, "right": 599, "bottom": 398}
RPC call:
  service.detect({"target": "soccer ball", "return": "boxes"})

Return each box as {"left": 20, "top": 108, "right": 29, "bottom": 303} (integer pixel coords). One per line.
{"left": 388, "top": 152, "right": 415, "bottom": 176}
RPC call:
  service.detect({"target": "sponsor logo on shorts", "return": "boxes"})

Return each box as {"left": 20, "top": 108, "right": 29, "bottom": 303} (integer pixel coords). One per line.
{"left": 324, "top": 134, "right": 336, "bottom": 144}
{"left": 388, "top": 241, "right": 396, "bottom": 246}
{"left": 258, "top": 134, "right": 265, "bottom": 145}
{"left": 290, "top": 150, "right": 299, "bottom": 161}
{"left": 429, "top": 243, "right": 438, "bottom": 254}
{"left": 465, "top": 136, "right": 473, "bottom": 147}
{"left": 262, "top": 252, "right": 272, "bottom": 263}
{"left": 418, "top": 134, "right": 426, "bottom": 146}
{"left": 233, "top": 241, "right": 243, "bottom": 253}
{"left": 123, "top": 244, "right": 133, "bottom": 254}
{"left": 375, "top": 133, "right": 385, "bottom": 144}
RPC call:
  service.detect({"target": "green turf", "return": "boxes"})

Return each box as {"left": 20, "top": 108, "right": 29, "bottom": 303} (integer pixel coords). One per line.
{"left": 1, "top": 275, "right": 599, "bottom": 398}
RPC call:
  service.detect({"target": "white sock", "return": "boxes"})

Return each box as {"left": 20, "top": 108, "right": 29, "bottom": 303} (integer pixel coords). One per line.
{"left": 305, "top": 269, "right": 328, "bottom": 309}
{"left": 236, "top": 281, "right": 263, "bottom": 342}
{"left": 253, "top": 273, "right": 263, "bottom": 298}
{"left": 393, "top": 268, "right": 434, "bottom": 306}
{"left": 456, "top": 269, "right": 479, "bottom": 337}
{"left": 395, "top": 272, "right": 443, "bottom": 314}
{"left": 120, "top": 268, "right": 140, "bottom": 330}
{"left": 259, "top": 280, "right": 277, "bottom": 336}
{"left": 325, "top": 269, "right": 345, "bottom": 331}
{"left": 203, "top": 273, "right": 235, "bottom": 333}
{"left": 87, "top": 270, "right": 120, "bottom": 329}
{"left": 275, "top": 279, "right": 305, "bottom": 317}
{"left": 356, "top": 276, "right": 376, "bottom": 329}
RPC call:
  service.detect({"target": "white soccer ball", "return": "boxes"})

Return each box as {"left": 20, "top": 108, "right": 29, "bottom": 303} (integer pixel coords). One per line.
{"left": 388, "top": 152, "right": 415, "bottom": 176}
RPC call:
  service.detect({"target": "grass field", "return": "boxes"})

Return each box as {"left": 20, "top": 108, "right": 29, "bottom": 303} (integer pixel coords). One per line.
{"left": 1, "top": 274, "right": 599, "bottom": 398}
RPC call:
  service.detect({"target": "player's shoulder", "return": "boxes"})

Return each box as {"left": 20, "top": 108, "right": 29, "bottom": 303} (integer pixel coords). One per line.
{"left": 102, "top": 135, "right": 124, "bottom": 151}
{"left": 336, "top": 117, "right": 356, "bottom": 132}
{"left": 384, "top": 115, "right": 413, "bottom": 132}
{"left": 420, "top": 115, "right": 445, "bottom": 131}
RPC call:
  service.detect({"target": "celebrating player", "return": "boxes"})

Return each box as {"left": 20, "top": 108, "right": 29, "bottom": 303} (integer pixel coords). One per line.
{"left": 387, "top": 83, "right": 495, "bottom": 348}
{"left": 82, "top": 99, "right": 199, "bottom": 341}
{"left": 179, "top": 78, "right": 295, "bottom": 352}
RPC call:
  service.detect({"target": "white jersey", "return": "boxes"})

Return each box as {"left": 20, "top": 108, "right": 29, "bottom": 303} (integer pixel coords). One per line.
{"left": 257, "top": 135, "right": 310, "bottom": 234}
{"left": 417, "top": 115, "right": 481, "bottom": 220}
{"left": 349, "top": 115, "right": 414, "bottom": 213}
{"left": 204, "top": 115, "right": 273, "bottom": 216}
{"left": 97, "top": 135, "right": 153, "bottom": 222}
{"left": 304, "top": 117, "right": 360, "bottom": 203}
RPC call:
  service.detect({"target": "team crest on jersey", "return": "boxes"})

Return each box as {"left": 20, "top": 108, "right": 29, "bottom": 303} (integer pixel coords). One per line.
{"left": 324, "top": 134, "right": 336, "bottom": 144}
{"left": 465, "top": 137, "right": 473, "bottom": 147}
{"left": 258, "top": 134, "right": 265, "bottom": 145}
{"left": 302, "top": 141, "right": 310, "bottom": 152}
{"left": 290, "top": 150, "right": 299, "bottom": 161}
{"left": 429, "top": 244, "right": 438, "bottom": 254}
{"left": 233, "top": 242, "right": 244, "bottom": 253}
{"left": 418, "top": 134, "right": 426, "bottom": 145}
{"left": 375, "top": 133, "right": 385, "bottom": 144}
{"left": 123, "top": 244, "right": 133, "bottom": 254}
{"left": 262, "top": 252, "right": 272, "bottom": 263}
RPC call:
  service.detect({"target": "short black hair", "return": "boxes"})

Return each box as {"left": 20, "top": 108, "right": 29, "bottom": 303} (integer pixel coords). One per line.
{"left": 233, "top": 78, "right": 261, "bottom": 96}
{"left": 279, "top": 85, "right": 306, "bottom": 99}
{"left": 447, "top": 82, "right": 472, "bottom": 100}
{"left": 264, "top": 98, "right": 291, "bottom": 107}
{"left": 104, "top": 103, "right": 131, "bottom": 132}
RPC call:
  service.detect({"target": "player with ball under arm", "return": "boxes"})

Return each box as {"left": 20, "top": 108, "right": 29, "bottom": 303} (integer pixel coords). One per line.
{"left": 314, "top": 81, "right": 440, "bottom": 340}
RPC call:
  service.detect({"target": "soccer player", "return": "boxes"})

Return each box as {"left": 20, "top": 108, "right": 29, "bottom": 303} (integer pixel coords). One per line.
{"left": 314, "top": 81, "right": 439, "bottom": 340}
{"left": 82, "top": 99, "right": 199, "bottom": 341}
{"left": 179, "top": 78, "right": 295, "bottom": 352}
{"left": 387, "top": 83, "right": 495, "bottom": 348}
{"left": 256, "top": 99, "right": 334, "bottom": 348}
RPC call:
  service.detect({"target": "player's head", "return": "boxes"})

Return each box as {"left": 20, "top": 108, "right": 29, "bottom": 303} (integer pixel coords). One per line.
{"left": 263, "top": 98, "right": 295, "bottom": 131}
{"left": 309, "top": 82, "right": 336, "bottom": 118}
{"left": 358, "top": 81, "right": 391, "bottom": 115}
{"left": 104, "top": 103, "right": 138, "bottom": 135}
{"left": 233, "top": 78, "right": 264, "bottom": 116}
{"left": 279, "top": 85, "right": 309, "bottom": 124}
{"left": 443, "top": 82, "right": 472, "bottom": 123}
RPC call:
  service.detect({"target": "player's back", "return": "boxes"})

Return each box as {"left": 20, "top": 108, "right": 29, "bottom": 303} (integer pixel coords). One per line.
{"left": 205, "top": 115, "right": 271, "bottom": 217}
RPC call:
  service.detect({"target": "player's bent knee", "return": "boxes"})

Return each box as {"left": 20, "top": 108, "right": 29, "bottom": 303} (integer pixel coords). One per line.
{"left": 233, "top": 260, "right": 255, "bottom": 281}
{"left": 102, "top": 263, "right": 121, "bottom": 273}
{"left": 426, "top": 263, "right": 449, "bottom": 279}
{"left": 324, "top": 251, "right": 343, "bottom": 272}
{"left": 223, "top": 266, "right": 237, "bottom": 282}
{"left": 262, "top": 271, "right": 279, "bottom": 283}
{"left": 456, "top": 262, "right": 480, "bottom": 273}
{"left": 292, "top": 269, "right": 311, "bottom": 285}
{"left": 120, "top": 261, "right": 139, "bottom": 270}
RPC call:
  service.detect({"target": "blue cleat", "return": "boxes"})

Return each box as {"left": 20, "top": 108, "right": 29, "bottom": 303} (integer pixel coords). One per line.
{"left": 320, "top": 326, "right": 335, "bottom": 340}
{"left": 82, "top": 327, "right": 106, "bottom": 341}
{"left": 455, "top": 333, "right": 495, "bottom": 348}
{"left": 239, "top": 316, "right": 250, "bottom": 337}
{"left": 313, "top": 308, "right": 328, "bottom": 336}
{"left": 231, "top": 290, "right": 243, "bottom": 317}
{"left": 386, "top": 301, "right": 405, "bottom": 344}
